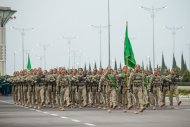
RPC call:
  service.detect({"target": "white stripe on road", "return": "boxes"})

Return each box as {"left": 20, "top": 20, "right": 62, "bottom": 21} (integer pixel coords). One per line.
{"left": 42, "top": 112, "right": 49, "bottom": 114}
{"left": 60, "top": 116, "right": 68, "bottom": 119}
{"left": 84, "top": 123, "right": 96, "bottom": 126}
{"left": 0, "top": 100, "right": 97, "bottom": 127}
{"left": 50, "top": 114, "right": 58, "bottom": 116}
{"left": 36, "top": 110, "right": 42, "bottom": 112}
{"left": 185, "top": 109, "right": 190, "bottom": 111}
{"left": 71, "top": 119, "right": 81, "bottom": 122}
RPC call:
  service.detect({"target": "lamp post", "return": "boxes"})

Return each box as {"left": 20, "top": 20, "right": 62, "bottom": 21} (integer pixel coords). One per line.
{"left": 62, "top": 36, "right": 76, "bottom": 69}
{"left": 165, "top": 26, "right": 183, "bottom": 55}
{"left": 107, "top": 0, "right": 111, "bottom": 67}
{"left": 40, "top": 44, "right": 49, "bottom": 70}
{"left": 13, "top": 51, "right": 16, "bottom": 72}
{"left": 91, "top": 25, "right": 108, "bottom": 68}
{"left": 141, "top": 5, "right": 166, "bottom": 68}
{"left": 0, "top": 7, "right": 16, "bottom": 75}
{"left": 12, "top": 27, "right": 33, "bottom": 70}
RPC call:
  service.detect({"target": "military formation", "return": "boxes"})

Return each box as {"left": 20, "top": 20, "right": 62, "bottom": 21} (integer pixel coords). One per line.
{"left": 6, "top": 65, "right": 182, "bottom": 114}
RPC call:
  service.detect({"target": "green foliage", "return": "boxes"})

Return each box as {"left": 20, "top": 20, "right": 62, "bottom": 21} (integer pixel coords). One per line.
{"left": 114, "top": 59, "right": 117, "bottom": 70}
{"left": 177, "top": 82, "right": 190, "bottom": 86}
{"left": 182, "top": 70, "right": 190, "bottom": 82}
{"left": 178, "top": 88, "right": 190, "bottom": 95}
{"left": 161, "top": 53, "right": 167, "bottom": 74}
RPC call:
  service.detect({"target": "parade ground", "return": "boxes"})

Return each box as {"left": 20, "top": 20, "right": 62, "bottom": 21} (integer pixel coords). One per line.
{"left": 0, "top": 96, "right": 190, "bottom": 127}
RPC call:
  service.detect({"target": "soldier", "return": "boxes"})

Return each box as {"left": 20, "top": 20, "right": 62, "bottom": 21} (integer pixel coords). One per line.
{"left": 128, "top": 65, "right": 145, "bottom": 114}
{"left": 149, "top": 68, "right": 165, "bottom": 110}
{"left": 59, "top": 70, "right": 71, "bottom": 111}
{"left": 161, "top": 69, "right": 172, "bottom": 107}
{"left": 117, "top": 66, "right": 129, "bottom": 112}
{"left": 46, "top": 69, "right": 56, "bottom": 108}
{"left": 35, "top": 69, "right": 46, "bottom": 109}
{"left": 169, "top": 69, "right": 182, "bottom": 108}
{"left": 26, "top": 69, "right": 34, "bottom": 107}
{"left": 70, "top": 69, "right": 78, "bottom": 107}
{"left": 104, "top": 67, "right": 118, "bottom": 112}
{"left": 76, "top": 68, "right": 87, "bottom": 108}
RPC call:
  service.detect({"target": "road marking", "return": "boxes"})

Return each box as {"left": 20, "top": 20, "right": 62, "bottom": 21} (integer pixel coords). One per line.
{"left": 43, "top": 112, "right": 49, "bottom": 114}
{"left": 0, "top": 100, "right": 97, "bottom": 127}
{"left": 71, "top": 119, "right": 81, "bottom": 122}
{"left": 50, "top": 114, "right": 58, "bottom": 116}
{"left": 185, "top": 109, "right": 190, "bottom": 111}
{"left": 60, "top": 116, "right": 68, "bottom": 119}
{"left": 84, "top": 123, "right": 96, "bottom": 126}
{"left": 36, "top": 110, "right": 42, "bottom": 112}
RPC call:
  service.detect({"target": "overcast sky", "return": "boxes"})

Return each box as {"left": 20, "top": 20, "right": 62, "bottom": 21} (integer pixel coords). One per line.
{"left": 1, "top": 0, "right": 190, "bottom": 74}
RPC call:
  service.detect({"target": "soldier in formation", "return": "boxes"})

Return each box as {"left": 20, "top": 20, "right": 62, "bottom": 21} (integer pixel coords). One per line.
{"left": 7, "top": 65, "right": 182, "bottom": 114}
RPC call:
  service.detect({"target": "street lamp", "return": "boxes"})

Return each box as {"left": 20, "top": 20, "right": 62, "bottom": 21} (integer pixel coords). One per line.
{"left": 91, "top": 25, "right": 108, "bottom": 68}
{"left": 0, "top": 7, "right": 16, "bottom": 75}
{"left": 62, "top": 36, "right": 76, "bottom": 69}
{"left": 12, "top": 27, "right": 33, "bottom": 70}
{"left": 165, "top": 26, "right": 183, "bottom": 55}
{"left": 108, "top": 0, "right": 111, "bottom": 67}
{"left": 40, "top": 44, "right": 50, "bottom": 70}
{"left": 141, "top": 5, "right": 166, "bottom": 68}
{"left": 71, "top": 50, "right": 78, "bottom": 69}
{"left": 36, "top": 55, "right": 43, "bottom": 68}
{"left": 13, "top": 51, "right": 16, "bottom": 72}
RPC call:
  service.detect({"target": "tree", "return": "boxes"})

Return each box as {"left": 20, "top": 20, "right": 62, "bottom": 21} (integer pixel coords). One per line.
{"left": 94, "top": 62, "right": 97, "bottom": 70}
{"left": 142, "top": 61, "right": 144, "bottom": 71}
{"left": 114, "top": 59, "right": 117, "bottom": 70}
{"left": 119, "top": 62, "right": 122, "bottom": 69}
{"left": 161, "top": 53, "right": 167, "bottom": 74}
{"left": 180, "top": 53, "right": 186, "bottom": 76}
{"left": 84, "top": 63, "right": 87, "bottom": 72}
{"left": 149, "top": 60, "right": 153, "bottom": 74}
{"left": 89, "top": 63, "right": 91, "bottom": 71}
{"left": 172, "top": 54, "right": 177, "bottom": 69}
{"left": 182, "top": 70, "right": 190, "bottom": 82}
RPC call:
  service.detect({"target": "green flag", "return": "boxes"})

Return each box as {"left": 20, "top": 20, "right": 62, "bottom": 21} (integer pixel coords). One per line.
{"left": 124, "top": 22, "right": 136, "bottom": 68}
{"left": 27, "top": 54, "right": 32, "bottom": 70}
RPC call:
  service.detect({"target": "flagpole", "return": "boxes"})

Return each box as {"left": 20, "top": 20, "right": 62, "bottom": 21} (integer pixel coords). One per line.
{"left": 125, "top": 21, "right": 129, "bottom": 88}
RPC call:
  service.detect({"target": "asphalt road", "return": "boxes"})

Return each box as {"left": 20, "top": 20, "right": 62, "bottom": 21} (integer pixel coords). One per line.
{"left": 0, "top": 96, "right": 190, "bottom": 127}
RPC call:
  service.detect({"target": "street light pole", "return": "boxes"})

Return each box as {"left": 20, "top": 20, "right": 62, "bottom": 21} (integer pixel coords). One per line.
{"left": 40, "top": 44, "right": 49, "bottom": 70}
{"left": 13, "top": 51, "right": 16, "bottom": 72}
{"left": 62, "top": 36, "right": 76, "bottom": 69}
{"left": 91, "top": 25, "right": 108, "bottom": 68}
{"left": 12, "top": 27, "right": 33, "bottom": 70}
{"left": 108, "top": 0, "right": 111, "bottom": 67}
{"left": 141, "top": 6, "right": 166, "bottom": 69}
{"left": 165, "top": 26, "right": 183, "bottom": 55}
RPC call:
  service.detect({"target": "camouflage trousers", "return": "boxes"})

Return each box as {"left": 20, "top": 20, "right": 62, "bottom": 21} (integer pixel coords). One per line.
{"left": 169, "top": 85, "right": 180, "bottom": 106}
{"left": 60, "top": 87, "right": 70, "bottom": 108}
{"left": 150, "top": 86, "right": 163, "bottom": 107}
{"left": 132, "top": 86, "right": 144, "bottom": 111}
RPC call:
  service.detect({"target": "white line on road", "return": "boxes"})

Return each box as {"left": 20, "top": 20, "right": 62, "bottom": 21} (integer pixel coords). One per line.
{"left": 60, "top": 116, "right": 68, "bottom": 119}
{"left": 50, "top": 114, "right": 58, "bottom": 116}
{"left": 185, "top": 109, "right": 190, "bottom": 111}
{"left": 84, "top": 123, "right": 96, "bottom": 126}
{"left": 71, "top": 119, "right": 81, "bottom": 122}
{"left": 29, "top": 108, "right": 35, "bottom": 111}
{"left": 42, "top": 112, "right": 49, "bottom": 114}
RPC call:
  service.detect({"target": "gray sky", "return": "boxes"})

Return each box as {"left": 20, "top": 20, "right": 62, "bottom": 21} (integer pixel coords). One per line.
{"left": 1, "top": 0, "right": 190, "bottom": 74}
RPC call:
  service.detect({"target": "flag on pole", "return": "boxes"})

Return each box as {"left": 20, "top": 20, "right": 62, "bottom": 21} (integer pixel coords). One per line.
{"left": 124, "top": 22, "right": 136, "bottom": 68}
{"left": 27, "top": 54, "right": 32, "bottom": 70}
